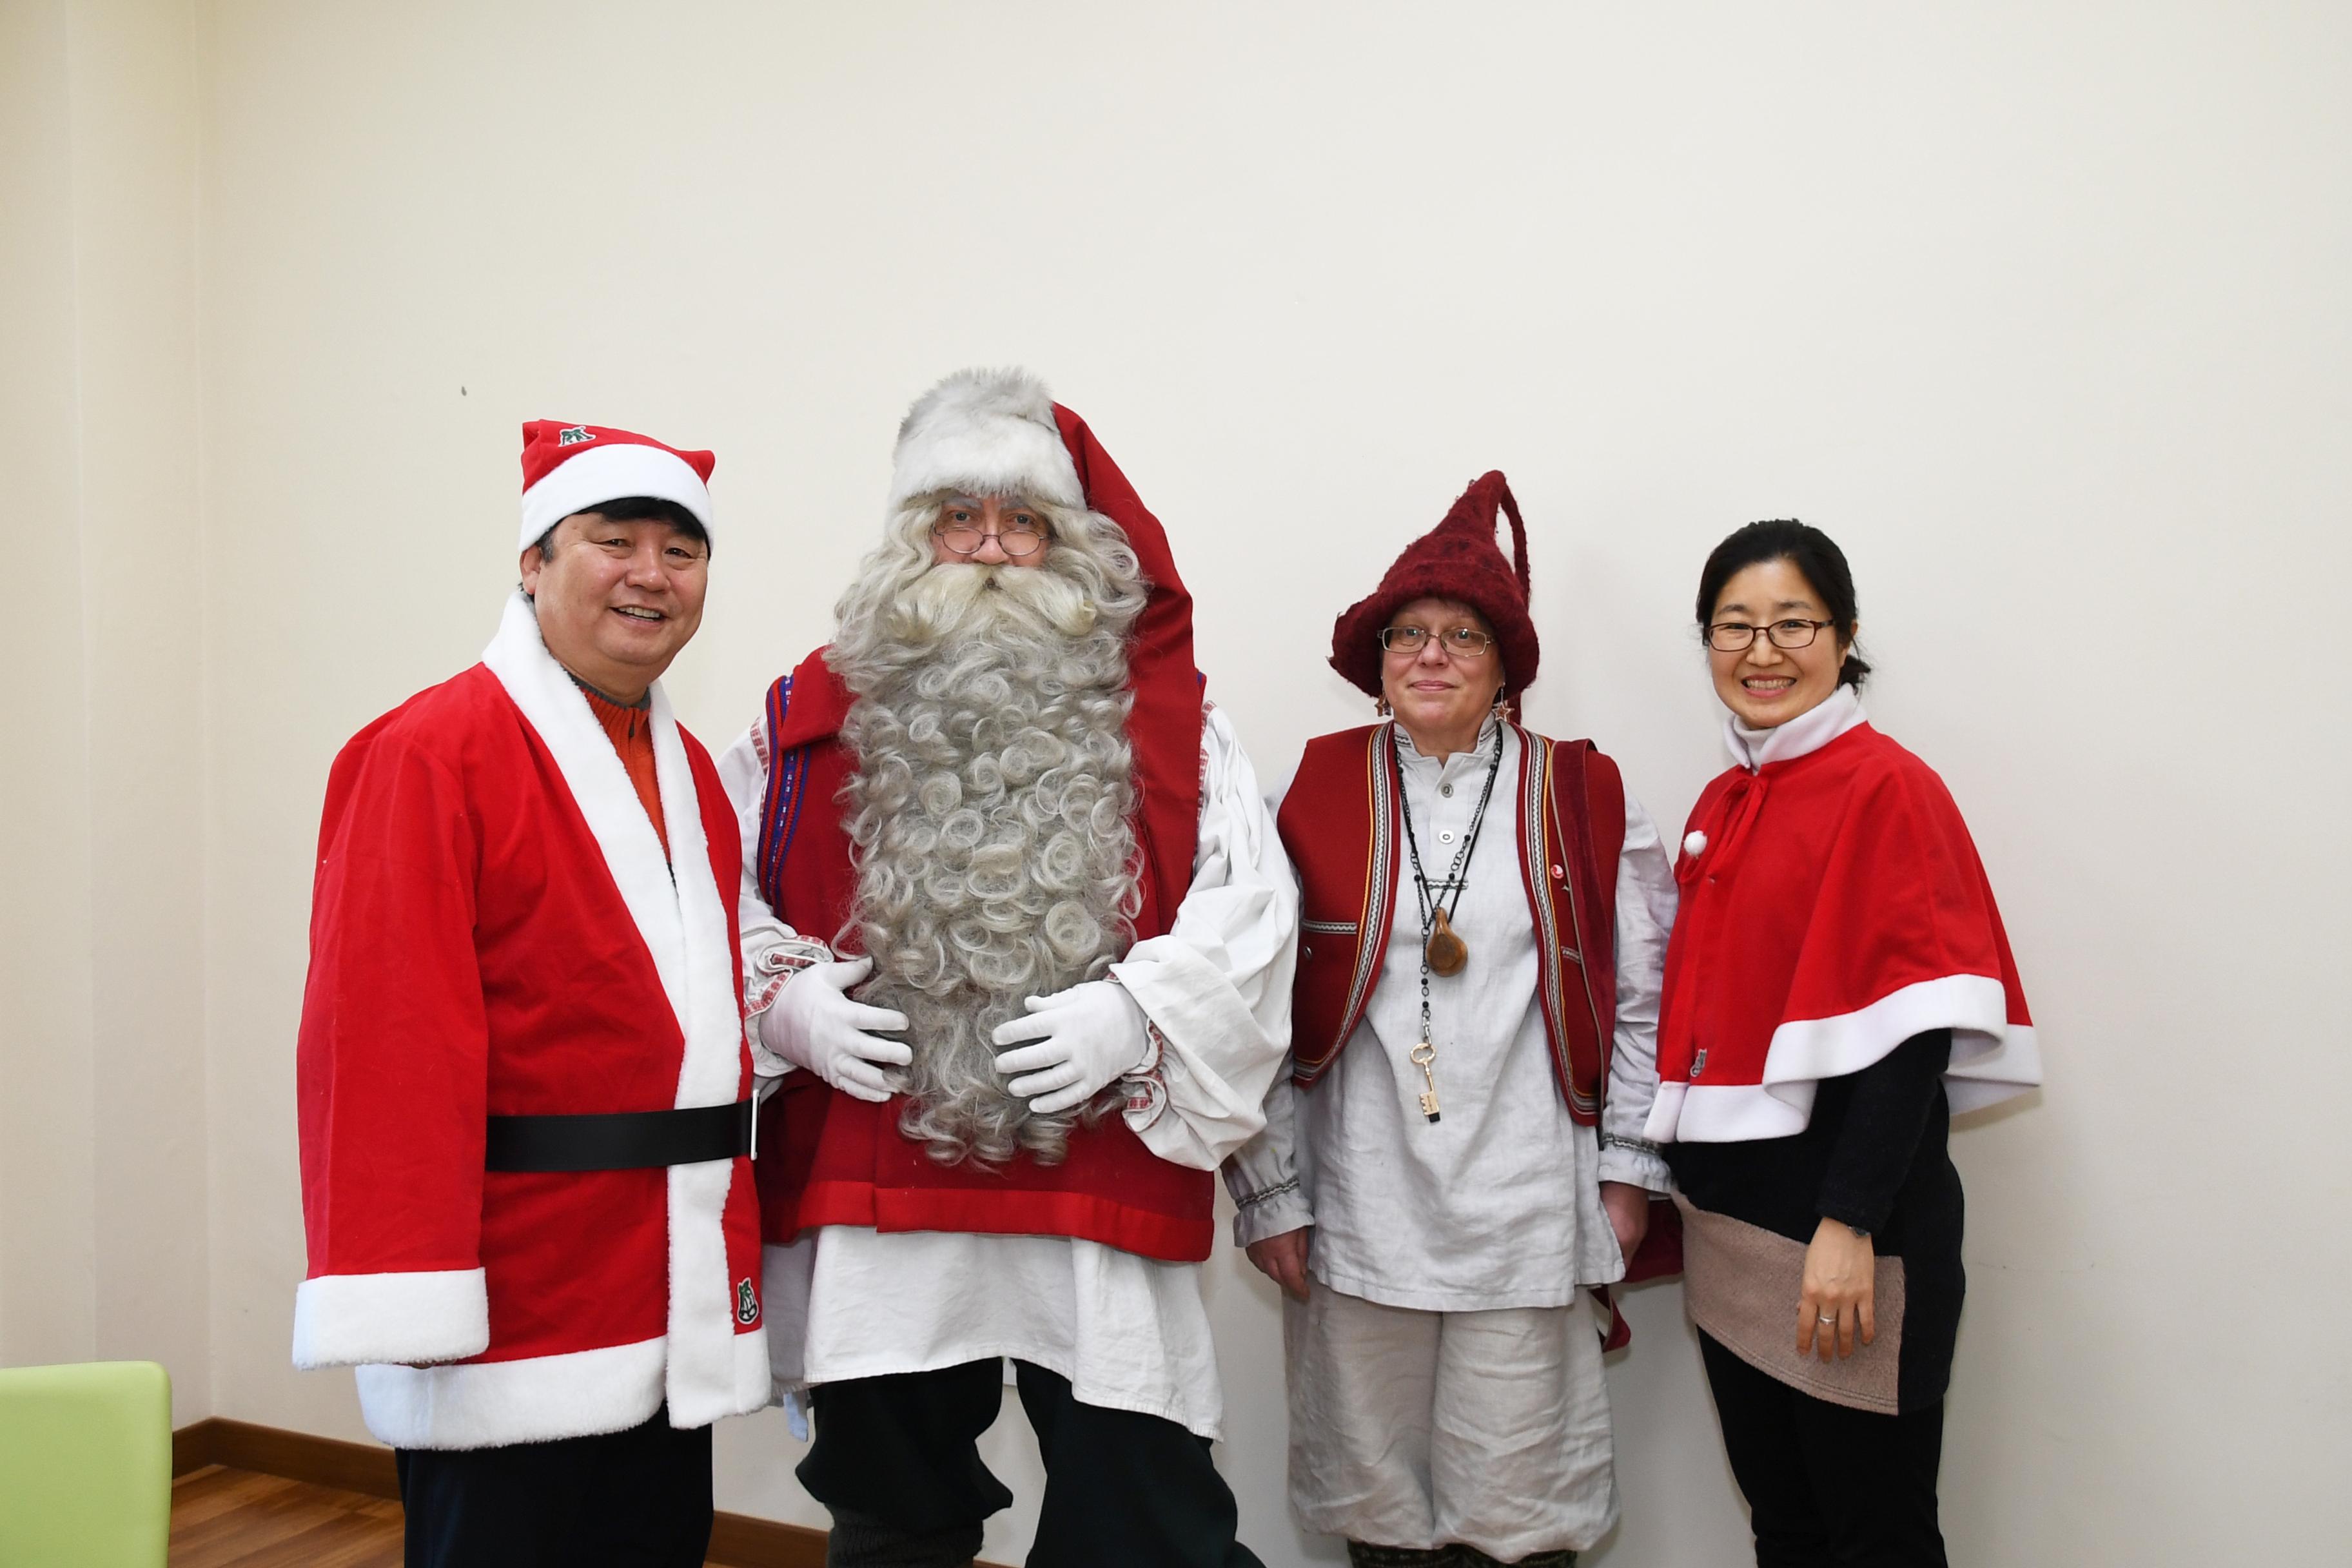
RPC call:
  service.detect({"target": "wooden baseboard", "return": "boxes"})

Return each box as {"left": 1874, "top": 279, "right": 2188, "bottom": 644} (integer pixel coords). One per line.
{"left": 173, "top": 1416, "right": 402, "bottom": 1498}
{"left": 171, "top": 1417, "right": 838, "bottom": 1567}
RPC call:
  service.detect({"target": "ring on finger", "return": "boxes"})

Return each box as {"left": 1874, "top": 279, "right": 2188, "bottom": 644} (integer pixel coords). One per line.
{"left": 1817, "top": 1313, "right": 1837, "bottom": 1324}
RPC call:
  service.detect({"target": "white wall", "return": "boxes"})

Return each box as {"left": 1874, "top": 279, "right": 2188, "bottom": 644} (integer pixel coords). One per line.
{"left": 6, "top": 1, "right": 2342, "bottom": 1562}
{"left": 1, "top": 0, "right": 211, "bottom": 1424}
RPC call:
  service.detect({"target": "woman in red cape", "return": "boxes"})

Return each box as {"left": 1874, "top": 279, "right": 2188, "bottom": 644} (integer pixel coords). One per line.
{"left": 1649, "top": 520, "right": 2041, "bottom": 1567}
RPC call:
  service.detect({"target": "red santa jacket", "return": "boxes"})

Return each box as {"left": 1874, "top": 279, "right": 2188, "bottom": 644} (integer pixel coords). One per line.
{"left": 1647, "top": 716, "right": 2041, "bottom": 1143}
{"left": 750, "top": 650, "right": 1218, "bottom": 1263}
{"left": 292, "top": 594, "right": 768, "bottom": 1449}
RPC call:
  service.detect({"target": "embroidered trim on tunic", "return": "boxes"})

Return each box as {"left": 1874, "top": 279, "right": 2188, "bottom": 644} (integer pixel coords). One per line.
{"left": 1235, "top": 1177, "right": 1300, "bottom": 1210}
{"left": 1524, "top": 731, "right": 1605, "bottom": 1121}
{"left": 745, "top": 937, "right": 830, "bottom": 1016}
{"left": 1598, "top": 1132, "right": 1663, "bottom": 1157}
{"left": 754, "top": 674, "right": 808, "bottom": 913}
{"left": 1520, "top": 736, "right": 1581, "bottom": 1113}
{"left": 1119, "top": 1017, "right": 1171, "bottom": 1130}
{"left": 1334, "top": 730, "right": 1394, "bottom": 1048}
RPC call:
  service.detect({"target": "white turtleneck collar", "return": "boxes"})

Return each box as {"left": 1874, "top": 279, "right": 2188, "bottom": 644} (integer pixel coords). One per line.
{"left": 1723, "top": 683, "right": 1867, "bottom": 772}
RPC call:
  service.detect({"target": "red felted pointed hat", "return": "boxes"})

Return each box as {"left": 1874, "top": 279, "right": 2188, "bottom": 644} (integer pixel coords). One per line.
{"left": 1330, "top": 470, "right": 1538, "bottom": 699}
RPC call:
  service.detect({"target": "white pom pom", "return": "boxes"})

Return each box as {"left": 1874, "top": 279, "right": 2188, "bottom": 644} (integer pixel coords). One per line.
{"left": 1683, "top": 830, "right": 1709, "bottom": 857}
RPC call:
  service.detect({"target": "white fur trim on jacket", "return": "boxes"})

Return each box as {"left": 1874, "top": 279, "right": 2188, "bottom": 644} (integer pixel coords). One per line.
{"left": 519, "top": 442, "right": 714, "bottom": 552}
{"left": 1645, "top": 973, "right": 2039, "bottom": 1142}
{"left": 291, "top": 1269, "right": 489, "bottom": 1370}
{"left": 355, "top": 1331, "right": 767, "bottom": 1452}
{"left": 888, "top": 367, "right": 1083, "bottom": 513}
{"left": 481, "top": 593, "right": 768, "bottom": 1427}
{"left": 356, "top": 1337, "right": 666, "bottom": 1451}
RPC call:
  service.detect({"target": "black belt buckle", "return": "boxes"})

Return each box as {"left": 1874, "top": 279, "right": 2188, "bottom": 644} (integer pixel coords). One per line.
{"left": 484, "top": 1099, "right": 756, "bottom": 1173}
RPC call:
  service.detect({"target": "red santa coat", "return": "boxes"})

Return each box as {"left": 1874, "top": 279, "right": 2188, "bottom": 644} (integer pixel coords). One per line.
{"left": 293, "top": 593, "right": 768, "bottom": 1449}
{"left": 1645, "top": 707, "right": 2041, "bottom": 1143}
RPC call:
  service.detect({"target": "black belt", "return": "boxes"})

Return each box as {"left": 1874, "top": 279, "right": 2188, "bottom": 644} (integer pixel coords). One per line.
{"left": 484, "top": 1099, "right": 755, "bottom": 1172}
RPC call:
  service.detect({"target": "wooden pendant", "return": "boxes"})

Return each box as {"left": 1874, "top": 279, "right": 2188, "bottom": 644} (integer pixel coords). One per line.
{"left": 1425, "top": 907, "right": 1468, "bottom": 976}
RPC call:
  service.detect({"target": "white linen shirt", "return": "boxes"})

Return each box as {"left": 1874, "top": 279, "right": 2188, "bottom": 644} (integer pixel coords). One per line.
{"left": 716, "top": 701, "right": 1298, "bottom": 1440}
{"left": 1223, "top": 718, "right": 1677, "bottom": 1312}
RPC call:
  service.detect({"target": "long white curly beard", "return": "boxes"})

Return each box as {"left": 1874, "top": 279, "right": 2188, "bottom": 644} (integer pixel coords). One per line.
{"left": 829, "top": 547, "right": 1145, "bottom": 1168}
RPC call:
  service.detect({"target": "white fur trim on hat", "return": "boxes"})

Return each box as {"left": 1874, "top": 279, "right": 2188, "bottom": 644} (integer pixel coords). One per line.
{"left": 520, "top": 442, "right": 715, "bottom": 553}
{"left": 888, "top": 367, "right": 1084, "bottom": 513}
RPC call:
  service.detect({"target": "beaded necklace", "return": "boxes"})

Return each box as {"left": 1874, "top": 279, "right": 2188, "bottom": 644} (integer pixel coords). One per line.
{"left": 1393, "top": 721, "right": 1504, "bottom": 1122}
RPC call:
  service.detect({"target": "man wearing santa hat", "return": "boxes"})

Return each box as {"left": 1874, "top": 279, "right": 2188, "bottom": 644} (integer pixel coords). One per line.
{"left": 721, "top": 368, "right": 1297, "bottom": 1566}
{"left": 293, "top": 423, "right": 768, "bottom": 1566}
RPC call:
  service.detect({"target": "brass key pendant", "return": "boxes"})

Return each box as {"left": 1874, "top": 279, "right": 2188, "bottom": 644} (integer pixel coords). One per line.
{"left": 1410, "top": 1041, "right": 1441, "bottom": 1123}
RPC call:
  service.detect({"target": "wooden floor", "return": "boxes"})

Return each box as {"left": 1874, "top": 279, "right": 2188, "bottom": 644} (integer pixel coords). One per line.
{"left": 168, "top": 1465, "right": 732, "bottom": 1567}
{"left": 172, "top": 1466, "right": 404, "bottom": 1567}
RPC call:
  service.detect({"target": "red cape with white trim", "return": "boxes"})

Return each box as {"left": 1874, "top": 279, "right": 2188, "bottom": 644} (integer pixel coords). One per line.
{"left": 1646, "top": 723, "right": 2040, "bottom": 1143}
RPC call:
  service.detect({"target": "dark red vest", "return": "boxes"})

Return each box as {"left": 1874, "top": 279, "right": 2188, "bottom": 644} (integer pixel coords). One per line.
{"left": 1279, "top": 723, "right": 1626, "bottom": 1123}
{"left": 750, "top": 650, "right": 1215, "bottom": 1263}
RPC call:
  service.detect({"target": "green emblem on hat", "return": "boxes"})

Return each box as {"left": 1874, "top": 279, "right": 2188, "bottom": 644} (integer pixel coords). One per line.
{"left": 557, "top": 426, "right": 594, "bottom": 446}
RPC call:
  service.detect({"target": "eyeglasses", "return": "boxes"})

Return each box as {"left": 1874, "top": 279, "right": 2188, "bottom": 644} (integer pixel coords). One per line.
{"left": 1705, "top": 618, "right": 1837, "bottom": 652}
{"left": 1379, "top": 625, "right": 1494, "bottom": 658}
{"left": 932, "top": 505, "right": 1049, "bottom": 559}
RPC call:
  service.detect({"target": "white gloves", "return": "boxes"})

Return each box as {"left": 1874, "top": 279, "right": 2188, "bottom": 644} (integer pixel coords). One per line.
{"left": 761, "top": 963, "right": 1153, "bottom": 1116}
{"left": 992, "top": 979, "right": 1153, "bottom": 1116}
{"left": 757, "top": 956, "right": 910, "bottom": 1104}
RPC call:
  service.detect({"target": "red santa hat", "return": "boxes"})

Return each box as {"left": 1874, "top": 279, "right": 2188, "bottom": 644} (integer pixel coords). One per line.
{"left": 1046, "top": 396, "right": 1200, "bottom": 928}
{"left": 887, "top": 368, "right": 1086, "bottom": 513}
{"left": 517, "top": 420, "right": 716, "bottom": 553}
{"left": 1329, "top": 470, "right": 1540, "bottom": 698}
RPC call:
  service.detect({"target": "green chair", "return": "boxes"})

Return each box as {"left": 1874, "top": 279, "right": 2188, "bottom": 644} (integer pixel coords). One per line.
{"left": 0, "top": 1360, "right": 172, "bottom": 1567}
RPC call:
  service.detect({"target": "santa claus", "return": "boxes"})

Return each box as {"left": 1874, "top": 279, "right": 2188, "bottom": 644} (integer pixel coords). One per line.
{"left": 720, "top": 368, "right": 1296, "bottom": 1565}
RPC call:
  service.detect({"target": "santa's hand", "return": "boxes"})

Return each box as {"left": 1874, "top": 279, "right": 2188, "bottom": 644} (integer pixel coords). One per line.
{"left": 758, "top": 956, "right": 910, "bottom": 1104}
{"left": 991, "top": 981, "right": 1152, "bottom": 1116}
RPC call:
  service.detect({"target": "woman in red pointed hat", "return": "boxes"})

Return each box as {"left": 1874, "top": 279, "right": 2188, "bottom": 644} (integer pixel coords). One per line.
{"left": 1224, "top": 473, "right": 1681, "bottom": 1567}
{"left": 1650, "top": 520, "right": 2041, "bottom": 1566}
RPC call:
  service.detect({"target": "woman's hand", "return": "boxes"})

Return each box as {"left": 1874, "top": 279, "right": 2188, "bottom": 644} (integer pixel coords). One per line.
{"left": 1797, "top": 1217, "right": 1876, "bottom": 1360}
{"left": 1246, "top": 1226, "right": 1313, "bottom": 1302}
{"left": 1600, "top": 1181, "right": 1652, "bottom": 1264}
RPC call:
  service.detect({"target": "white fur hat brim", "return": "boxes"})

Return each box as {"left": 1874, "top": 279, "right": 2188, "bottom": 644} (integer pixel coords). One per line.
{"left": 888, "top": 367, "right": 1084, "bottom": 513}
{"left": 518, "top": 441, "right": 714, "bottom": 553}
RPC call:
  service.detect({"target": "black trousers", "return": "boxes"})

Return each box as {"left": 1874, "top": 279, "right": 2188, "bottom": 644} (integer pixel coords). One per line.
{"left": 395, "top": 1407, "right": 713, "bottom": 1568}
{"left": 799, "top": 1358, "right": 1262, "bottom": 1568}
{"left": 1698, "top": 1333, "right": 1947, "bottom": 1567}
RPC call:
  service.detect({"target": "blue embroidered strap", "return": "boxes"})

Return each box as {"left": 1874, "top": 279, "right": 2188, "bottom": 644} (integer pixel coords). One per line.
{"left": 754, "top": 675, "right": 807, "bottom": 913}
